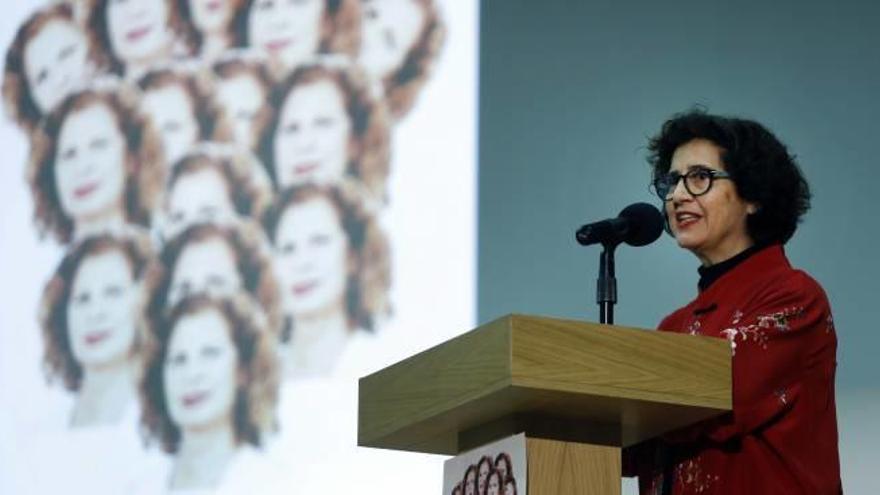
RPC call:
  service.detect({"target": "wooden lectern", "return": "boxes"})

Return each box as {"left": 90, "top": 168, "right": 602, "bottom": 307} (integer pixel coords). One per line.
{"left": 358, "top": 314, "right": 731, "bottom": 494}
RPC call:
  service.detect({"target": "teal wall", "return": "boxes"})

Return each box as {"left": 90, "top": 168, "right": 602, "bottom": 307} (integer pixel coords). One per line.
{"left": 478, "top": 0, "right": 879, "bottom": 391}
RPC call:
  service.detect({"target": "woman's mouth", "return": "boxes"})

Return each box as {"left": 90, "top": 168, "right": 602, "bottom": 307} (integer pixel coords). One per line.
{"left": 182, "top": 391, "right": 209, "bottom": 408}
{"left": 84, "top": 330, "right": 110, "bottom": 346}
{"left": 291, "top": 161, "right": 320, "bottom": 177}
{"left": 292, "top": 280, "right": 318, "bottom": 297}
{"left": 126, "top": 25, "right": 153, "bottom": 43}
{"left": 265, "top": 39, "right": 293, "bottom": 52}
{"left": 675, "top": 212, "right": 701, "bottom": 229}
{"left": 74, "top": 181, "right": 100, "bottom": 199}
{"left": 206, "top": 0, "right": 223, "bottom": 11}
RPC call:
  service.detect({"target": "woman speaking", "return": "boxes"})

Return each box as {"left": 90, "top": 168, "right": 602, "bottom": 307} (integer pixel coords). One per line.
{"left": 627, "top": 110, "right": 842, "bottom": 494}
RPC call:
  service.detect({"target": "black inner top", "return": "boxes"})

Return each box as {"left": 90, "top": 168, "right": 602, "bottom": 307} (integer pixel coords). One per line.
{"left": 697, "top": 243, "right": 769, "bottom": 292}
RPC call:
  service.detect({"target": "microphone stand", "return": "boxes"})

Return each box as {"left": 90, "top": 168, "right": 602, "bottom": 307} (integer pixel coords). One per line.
{"left": 596, "top": 242, "right": 618, "bottom": 324}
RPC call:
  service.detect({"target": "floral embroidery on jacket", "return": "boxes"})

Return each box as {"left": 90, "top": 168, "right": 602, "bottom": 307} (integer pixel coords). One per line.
{"left": 719, "top": 307, "right": 804, "bottom": 355}
{"left": 774, "top": 387, "right": 789, "bottom": 406}
{"left": 675, "top": 456, "right": 720, "bottom": 493}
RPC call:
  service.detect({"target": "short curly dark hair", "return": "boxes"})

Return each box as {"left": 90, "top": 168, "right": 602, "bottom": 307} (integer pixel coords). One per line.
{"left": 647, "top": 109, "right": 811, "bottom": 245}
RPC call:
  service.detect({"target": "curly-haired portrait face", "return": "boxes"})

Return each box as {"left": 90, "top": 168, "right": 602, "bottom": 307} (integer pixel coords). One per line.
{"left": 485, "top": 470, "right": 502, "bottom": 495}
{"left": 141, "top": 84, "right": 199, "bottom": 165}
{"left": 162, "top": 304, "right": 239, "bottom": 430}
{"left": 168, "top": 233, "right": 243, "bottom": 307}
{"left": 161, "top": 147, "right": 272, "bottom": 239}
{"left": 358, "top": 0, "right": 425, "bottom": 81}
{"left": 140, "top": 296, "right": 279, "bottom": 463}
{"left": 260, "top": 64, "right": 390, "bottom": 199}
{"left": 274, "top": 76, "right": 351, "bottom": 189}
{"left": 40, "top": 233, "right": 153, "bottom": 415}
{"left": 67, "top": 246, "right": 140, "bottom": 368}
{"left": 358, "top": 0, "right": 443, "bottom": 119}
{"left": 244, "top": 0, "right": 324, "bottom": 71}
{"left": 213, "top": 58, "right": 272, "bottom": 150}
{"left": 182, "top": 0, "right": 240, "bottom": 58}
{"left": 494, "top": 452, "right": 512, "bottom": 480}
{"left": 97, "top": 0, "right": 177, "bottom": 72}
{"left": 272, "top": 191, "right": 350, "bottom": 318}
{"left": 477, "top": 456, "right": 492, "bottom": 495}
{"left": 165, "top": 166, "right": 236, "bottom": 237}
{"left": 149, "top": 222, "right": 281, "bottom": 339}
{"left": 137, "top": 69, "right": 232, "bottom": 166}
{"left": 54, "top": 100, "right": 128, "bottom": 228}
{"left": 3, "top": 3, "right": 98, "bottom": 131}
{"left": 463, "top": 465, "right": 477, "bottom": 495}
{"left": 30, "top": 87, "right": 163, "bottom": 242}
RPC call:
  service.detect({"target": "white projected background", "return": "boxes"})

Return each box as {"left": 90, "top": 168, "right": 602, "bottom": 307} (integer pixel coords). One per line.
{"left": 0, "top": 1, "right": 476, "bottom": 493}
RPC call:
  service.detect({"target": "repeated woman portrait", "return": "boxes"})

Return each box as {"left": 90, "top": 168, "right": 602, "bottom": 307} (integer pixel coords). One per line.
{"left": 3, "top": 0, "right": 444, "bottom": 491}
{"left": 454, "top": 453, "right": 519, "bottom": 495}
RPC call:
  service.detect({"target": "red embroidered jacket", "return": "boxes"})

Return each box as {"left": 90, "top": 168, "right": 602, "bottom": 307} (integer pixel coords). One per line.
{"left": 631, "top": 245, "right": 841, "bottom": 494}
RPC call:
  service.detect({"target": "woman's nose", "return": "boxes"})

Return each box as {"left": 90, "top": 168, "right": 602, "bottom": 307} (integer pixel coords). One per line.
{"left": 670, "top": 177, "right": 693, "bottom": 204}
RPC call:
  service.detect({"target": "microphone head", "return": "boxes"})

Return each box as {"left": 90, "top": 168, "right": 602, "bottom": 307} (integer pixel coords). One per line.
{"left": 618, "top": 202, "right": 664, "bottom": 247}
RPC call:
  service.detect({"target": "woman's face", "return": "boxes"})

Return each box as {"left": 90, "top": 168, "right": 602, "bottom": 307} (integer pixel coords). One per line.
{"left": 189, "top": 0, "right": 234, "bottom": 34}
{"left": 216, "top": 73, "right": 265, "bottom": 148}
{"left": 463, "top": 471, "right": 476, "bottom": 495}
{"left": 495, "top": 459, "right": 508, "bottom": 479}
{"left": 273, "top": 196, "right": 349, "bottom": 318}
{"left": 503, "top": 482, "right": 515, "bottom": 495}
{"left": 163, "top": 307, "right": 238, "bottom": 431}
{"left": 165, "top": 167, "right": 236, "bottom": 238}
{"left": 478, "top": 462, "right": 490, "bottom": 492}
{"left": 359, "top": 0, "right": 425, "bottom": 80}
{"left": 54, "top": 102, "right": 127, "bottom": 225}
{"left": 486, "top": 475, "right": 501, "bottom": 495}
{"left": 24, "top": 19, "right": 91, "bottom": 114}
{"left": 273, "top": 79, "right": 351, "bottom": 188}
{"left": 247, "top": 0, "right": 324, "bottom": 70}
{"left": 142, "top": 84, "right": 200, "bottom": 166}
{"left": 67, "top": 249, "right": 138, "bottom": 368}
{"left": 168, "top": 236, "right": 243, "bottom": 306}
{"left": 666, "top": 139, "right": 756, "bottom": 265}
{"left": 107, "top": 0, "right": 173, "bottom": 64}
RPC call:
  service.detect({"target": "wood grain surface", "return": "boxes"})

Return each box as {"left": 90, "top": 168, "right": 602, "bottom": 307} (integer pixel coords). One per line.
{"left": 359, "top": 314, "right": 731, "bottom": 455}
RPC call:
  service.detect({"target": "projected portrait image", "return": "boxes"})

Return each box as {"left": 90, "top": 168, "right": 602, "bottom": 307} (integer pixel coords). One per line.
{"left": 2, "top": 2, "right": 102, "bottom": 133}
{"left": 358, "top": 0, "right": 444, "bottom": 119}
{"left": 147, "top": 221, "right": 282, "bottom": 337}
{"left": 139, "top": 294, "right": 279, "bottom": 491}
{"left": 87, "top": 0, "right": 195, "bottom": 78}
{"left": 180, "top": 0, "right": 241, "bottom": 60}
{"left": 211, "top": 51, "right": 274, "bottom": 151}
{"left": 136, "top": 65, "right": 233, "bottom": 166}
{"left": 259, "top": 62, "right": 390, "bottom": 201}
{"left": 161, "top": 145, "right": 272, "bottom": 240}
{"left": 444, "top": 437, "right": 526, "bottom": 495}
{"left": 236, "top": 0, "right": 359, "bottom": 75}
{"left": 39, "top": 233, "right": 154, "bottom": 428}
{"left": 28, "top": 84, "right": 164, "bottom": 243}
{"left": 262, "top": 183, "right": 390, "bottom": 378}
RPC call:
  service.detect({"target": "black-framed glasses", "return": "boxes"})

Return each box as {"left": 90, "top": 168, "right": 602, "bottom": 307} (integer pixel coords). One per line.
{"left": 652, "top": 167, "right": 732, "bottom": 201}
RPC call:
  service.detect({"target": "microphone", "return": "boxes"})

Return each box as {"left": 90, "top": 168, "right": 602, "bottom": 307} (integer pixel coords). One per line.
{"left": 575, "top": 202, "right": 664, "bottom": 247}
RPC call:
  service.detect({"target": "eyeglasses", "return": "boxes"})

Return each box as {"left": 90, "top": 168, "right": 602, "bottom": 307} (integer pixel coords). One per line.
{"left": 652, "top": 167, "right": 732, "bottom": 201}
